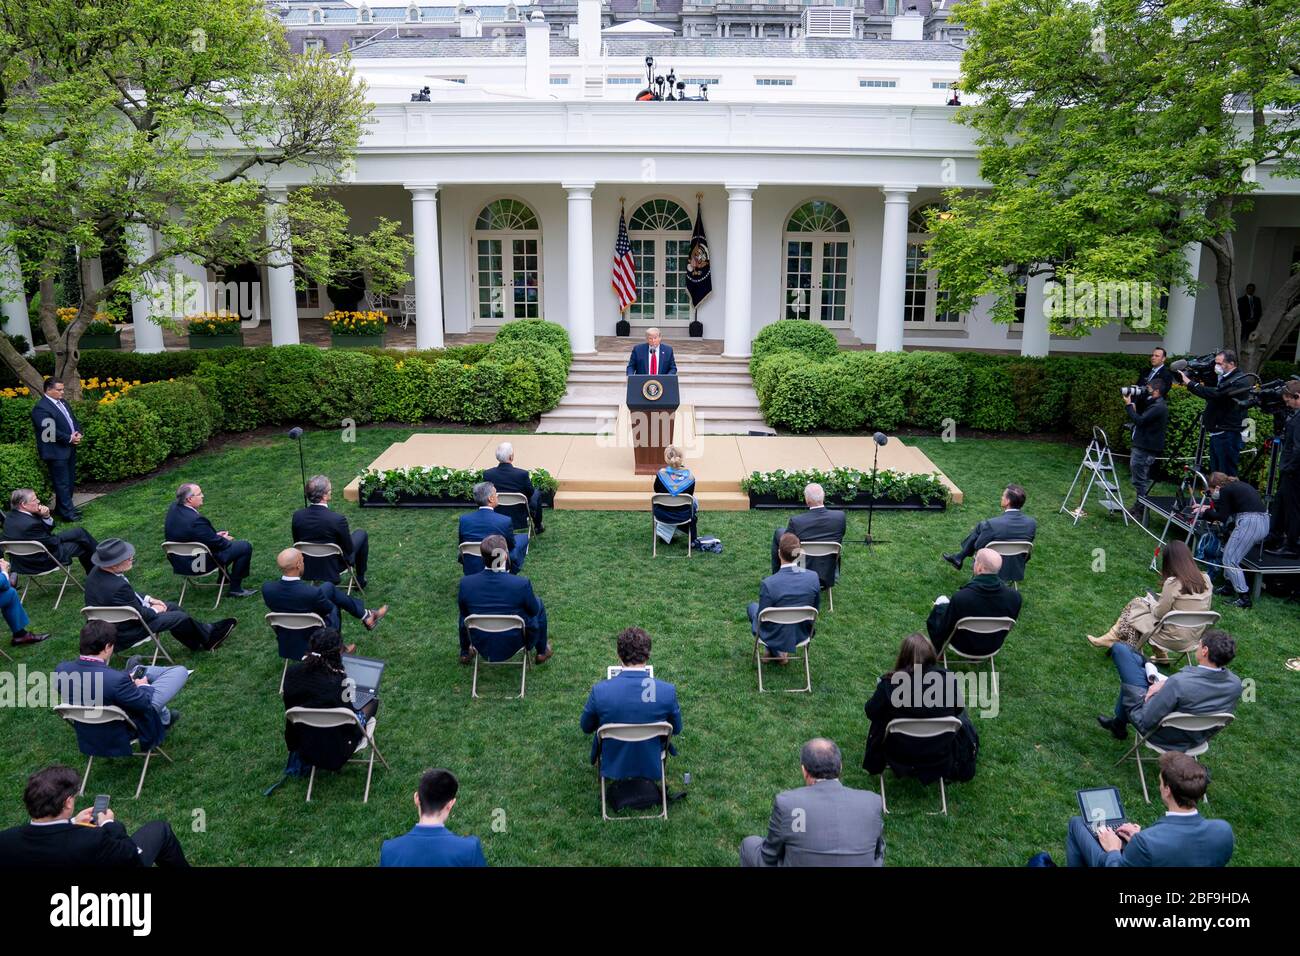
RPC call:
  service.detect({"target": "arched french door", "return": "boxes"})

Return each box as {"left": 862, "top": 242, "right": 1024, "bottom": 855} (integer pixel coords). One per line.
{"left": 472, "top": 198, "right": 542, "bottom": 325}
{"left": 783, "top": 200, "right": 852, "bottom": 322}
{"left": 627, "top": 198, "right": 693, "bottom": 327}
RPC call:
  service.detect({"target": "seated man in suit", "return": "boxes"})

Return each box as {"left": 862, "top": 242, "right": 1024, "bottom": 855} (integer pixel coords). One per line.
{"left": 770, "top": 482, "right": 846, "bottom": 589}
{"left": 83, "top": 538, "right": 237, "bottom": 652}
{"left": 747, "top": 532, "right": 822, "bottom": 662}
{"left": 626, "top": 326, "right": 677, "bottom": 377}
{"left": 1065, "top": 751, "right": 1234, "bottom": 866}
{"left": 740, "top": 738, "right": 884, "bottom": 867}
{"left": 927, "top": 548, "right": 1023, "bottom": 656}
{"left": 581, "top": 627, "right": 682, "bottom": 784}
{"left": 262, "top": 547, "right": 388, "bottom": 654}
{"left": 944, "top": 482, "right": 1036, "bottom": 582}
{"left": 483, "top": 441, "right": 545, "bottom": 536}
{"left": 0, "top": 765, "right": 188, "bottom": 867}
{"left": 164, "top": 482, "right": 255, "bottom": 597}
{"left": 456, "top": 536, "right": 550, "bottom": 665}
{"left": 0, "top": 555, "right": 50, "bottom": 647}
{"left": 458, "top": 482, "right": 527, "bottom": 574}
{"left": 56, "top": 620, "right": 189, "bottom": 739}
{"left": 292, "top": 475, "right": 370, "bottom": 590}
{"left": 380, "top": 768, "right": 487, "bottom": 867}
{"left": 1097, "top": 630, "right": 1243, "bottom": 745}
{"left": 2, "top": 487, "right": 98, "bottom": 574}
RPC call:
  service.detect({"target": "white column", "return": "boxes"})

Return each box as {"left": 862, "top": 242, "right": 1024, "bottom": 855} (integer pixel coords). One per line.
{"left": 1164, "top": 240, "right": 1202, "bottom": 356}
{"left": 875, "top": 186, "right": 915, "bottom": 352}
{"left": 0, "top": 223, "right": 33, "bottom": 352}
{"left": 564, "top": 182, "right": 596, "bottom": 355}
{"left": 1021, "top": 271, "right": 1050, "bottom": 357}
{"left": 723, "top": 183, "right": 757, "bottom": 358}
{"left": 407, "top": 185, "right": 444, "bottom": 349}
{"left": 263, "top": 187, "right": 300, "bottom": 346}
{"left": 125, "top": 224, "right": 166, "bottom": 353}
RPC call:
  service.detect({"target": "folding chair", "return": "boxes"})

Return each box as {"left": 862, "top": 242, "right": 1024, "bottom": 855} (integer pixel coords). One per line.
{"left": 1147, "top": 610, "right": 1220, "bottom": 667}
{"left": 495, "top": 492, "right": 536, "bottom": 537}
{"left": 161, "top": 541, "right": 231, "bottom": 610}
{"left": 464, "top": 613, "right": 529, "bottom": 699}
{"left": 294, "top": 541, "right": 362, "bottom": 596}
{"left": 81, "top": 605, "right": 174, "bottom": 665}
{"left": 596, "top": 721, "right": 674, "bottom": 821}
{"left": 796, "top": 540, "right": 842, "bottom": 611}
{"left": 284, "top": 706, "right": 389, "bottom": 803}
{"left": 265, "top": 611, "right": 326, "bottom": 694}
{"left": 54, "top": 704, "right": 173, "bottom": 799}
{"left": 2, "top": 540, "right": 82, "bottom": 610}
{"left": 755, "top": 605, "right": 818, "bottom": 693}
{"left": 879, "top": 716, "right": 963, "bottom": 815}
{"left": 986, "top": 540, "right": 1033, "bottom": 589}
{"left": 650, "top": 494, "right": 694, "bottom": 557}
{"left": 940, "top": 615, "right": 1017, "bottom": 676}
{"left": 1117, "top": 711, "right": 1235, "bottom": 804}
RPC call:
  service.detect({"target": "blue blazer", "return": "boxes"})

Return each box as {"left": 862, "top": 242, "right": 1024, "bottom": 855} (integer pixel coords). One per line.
{"left": 580, "top": 670, "right": 682, "bottom": 780}
{"left": 31, "top": 395, "right": 79, "bottom": 461}
{"left": 53, "top": 658, "right": 165, "bottom": 757}
{"left": 163, "top": 503, "right": 227, "bottom": 575}
{"left": 458, "top": 508, "right": 519, "bottom": 574}
{"left": 755, "top": 565, "right": 822, "bottom": 654}
{"left": 1105, "top": 813, "right": 1234, "bottom": 867}
{"left": 458, "top": 569, "right": 541, "bottom": 661}
{"left": 626, "top": 343, "right": 677, "bottom": 376}
{"left": 380, "top": 824, "right": 487, "bottom": 867}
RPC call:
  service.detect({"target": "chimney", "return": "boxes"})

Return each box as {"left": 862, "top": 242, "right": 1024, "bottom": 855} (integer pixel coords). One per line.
{"left": 890, "top": 7, "right": 924, "bottom": 42}
{"left": 459, "top": 6, "right": 482, "bottom": 38}
{"left": 525, "top": 10, "right": 549, "bottom": 97}
{"left": 577, "top": 0, "right": 602, "bottom": 59}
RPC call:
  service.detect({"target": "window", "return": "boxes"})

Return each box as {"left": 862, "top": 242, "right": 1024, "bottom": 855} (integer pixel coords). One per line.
{"left": 294, "top": 264, "right": 322, "bottom": 311}
{"left": 606, "top": 76, "right": 643, "bottom": 85}
{"left": 640, "top": 0, "right": 657, "bottom": 11}
{"left": 550, "top": 75, "right": 570, "bottom": 85}
{"left": 506, "top": 3, "right": 519, "bottom": 20}
{"left": 302, "top": 38, "right": 324, "bottom": 53}
{"left": 627, "top": 199, "right": 694, "bottom": 327}
{"left": 932, "top": 81, "right": 954, "bottom": 90}
{"left": 859, "top": 78, "right": 897, "bottom": 88}
{"left": 309, "top": 6, "right": 323, "bottom": 24}
{"left": 435, "top": 76, "right": 467, "bottom": 84}
{"left": 884, "top": 0, "right": 898, "bottom": 13}
{"left": 406, "top": 3, "right": 420, "bottom": 23}
{"left": 783, "top": 201, "right": 852, "bottom": 323}
{"left": 472, "top": 200, "right": 542, "bottom": 324}
{"left": 756, "top": 77, "right": 794, "bottom": 87}
{"left": 904, "top": 204, "right": 964, "bottom": 328}
{"left": 358, "top": 4, "right": 372, "bottom": 24}
{"left": 679, "top": 77, "right": 720, "bottom": 87}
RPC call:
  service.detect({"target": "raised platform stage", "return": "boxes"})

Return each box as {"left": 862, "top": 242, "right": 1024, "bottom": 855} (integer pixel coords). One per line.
{"left": 344, "top": 432, "right": 963, "bottom": 510}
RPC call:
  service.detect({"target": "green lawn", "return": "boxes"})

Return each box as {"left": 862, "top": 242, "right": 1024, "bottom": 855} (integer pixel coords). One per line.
{"left": 1, "top": 427, "right": 1295, "bottom": 866}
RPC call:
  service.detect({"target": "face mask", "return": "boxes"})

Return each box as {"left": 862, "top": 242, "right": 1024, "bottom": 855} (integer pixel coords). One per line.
{"left": 1211, "top": 490, "right": 1221, "bottom": 501}
{"left": 1214, "top": 364, "right": 1224, "bottom": 376}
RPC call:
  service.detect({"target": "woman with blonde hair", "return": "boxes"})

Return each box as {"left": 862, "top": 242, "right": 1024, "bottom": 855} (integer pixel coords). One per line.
{"left": 652, "top": 445, "right": 698, "bottom": 543}
{"left": 1087, "top": 540, "right": 1212, "bottom": 661}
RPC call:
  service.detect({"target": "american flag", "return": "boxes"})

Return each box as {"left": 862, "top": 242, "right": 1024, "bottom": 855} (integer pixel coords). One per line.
{"left": 611, "top": 208, "right": 637, "bottom": 311}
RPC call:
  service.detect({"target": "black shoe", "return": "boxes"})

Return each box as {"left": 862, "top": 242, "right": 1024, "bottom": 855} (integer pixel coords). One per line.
{"left": 227, "top": 588, "right": 257, "bottom": 598}
{"left": 1096, "top": 715, "right": 1128, "bottom": 740}
{"left": 207, "top": 619, "right": 238, "bottom": 650}
{"left": 534, "top": 526, "right": 545, "bottom": 536}
{"left": 355, "top": 579, "right": 368, "bottom": 591}
{"left": 10, "top": 631, "right": 50, "bottom": 647}
{"left": 1265, "top": 545, "right": 1300, "bottom": 559}
{"left": 1213, "top": 583, "right": 1236, "bottom": 597}
{"left": 1231, "top": 595, "right": 1252, "bottom": 609}
{"left": 942, "top": 553, "right": 963, "bottom": 571}
{"left": 164, "top": 711, "right": 181, "bottom": 732}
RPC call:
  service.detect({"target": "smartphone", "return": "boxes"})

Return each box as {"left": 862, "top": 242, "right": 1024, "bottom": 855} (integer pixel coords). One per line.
{"left": 131, "top": 665, "right": 147, "bottom": 681}
{"left": 92, "top": 794, "right": 110, "bottom": 825}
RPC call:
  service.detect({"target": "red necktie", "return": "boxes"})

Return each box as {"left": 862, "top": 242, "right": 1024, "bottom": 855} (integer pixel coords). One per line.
{"left": 650, "top": 350, "right": 657, "bottom": 375}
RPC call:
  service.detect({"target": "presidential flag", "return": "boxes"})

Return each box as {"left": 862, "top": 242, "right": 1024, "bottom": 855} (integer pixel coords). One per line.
{"left": 611, "top": 208, "right": 637, "bottom": 312}
{"left": 685, "top": 202, "right": 712, "bottom": 308}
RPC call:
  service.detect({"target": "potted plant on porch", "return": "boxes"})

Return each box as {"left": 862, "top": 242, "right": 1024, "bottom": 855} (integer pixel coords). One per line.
{"left": 186, "top": 312, "right": 245, "bottom": 349}
{"left": 58, "top": 307, "right": 122, "bottom": 350}
{"left": 326, "top": 309, "right": 387, "bottom": 348}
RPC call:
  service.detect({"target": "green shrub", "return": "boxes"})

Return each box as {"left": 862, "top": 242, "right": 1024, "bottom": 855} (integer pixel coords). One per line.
{"left": 261, "top": 345, "right": 325, "bottom": 423}
{"left": 753, "top": 352, "right": 803, "bottom": 418}
{"left": 499, "top": 359, "right": 544, "bottom": 422}
{"left": 311, "top": 350, "right": 378, "bottom": 428}
{"left": 494, "top": 319, "right": 573, "bottom": 367}
{"left": 900, "top": 351, "right": 968, "bottom": 429}
{"left": 0, "top": 442, "right": 51, "bottom": 501}
{"left": 128, "top": 380, "right": 217, "bottom": 456}
{"left": 487, "top": 339, "right": 566, "bottom": 411}
{"left": 0, "top": 396, "right": 36, "bottom": 444}
{"left": 78, "top": 398, "right": 168, "bottom": 481}
{"left": 192, "top": 357, "right": 267, "bottom": 432}
{"left": 1066, "top": 364, "right": 1135, "bottom": 446}
{"left": 765, "top": 360, "right": 829, "bottom": 433}
{"left": 750, "top": 321, "right": 839, "bottom": 365}
{"left": 818, "top": 352, "right": 908, "bottom": 432}
{"left": 373, "top": 356, "right": 436, "bottom": 423}
{"left": 963, "top": 360, "right": 1019, "bottom": 432}
{"left": 460, "top": 360, "right": 506, "bottom": 424}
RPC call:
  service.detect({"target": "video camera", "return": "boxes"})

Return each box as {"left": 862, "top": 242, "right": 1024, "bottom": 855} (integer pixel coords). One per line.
{"left": 1237, "top": 374, "right": 1300, "bottom": 416}
{"left": 1169, "top": 353, "right": 1218, "bottom": 386}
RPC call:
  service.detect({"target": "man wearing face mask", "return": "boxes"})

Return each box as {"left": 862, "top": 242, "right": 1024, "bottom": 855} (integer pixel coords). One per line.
{"left": 1179, "top": 350, "right": 1250, "bottom": 477}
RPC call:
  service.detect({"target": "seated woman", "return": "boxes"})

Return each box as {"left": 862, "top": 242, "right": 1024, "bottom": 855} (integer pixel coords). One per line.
{"left": 862, "top": 632, "right": 978, "bottom": 784}
{"left": 652, "top": 445, "right": 698, "bottom": 544}
{"left": 283, "top": 627, "right": 378, "bottom": 773}
{"left": 1087, "top": 539, "right": 1212, "bottom": 661}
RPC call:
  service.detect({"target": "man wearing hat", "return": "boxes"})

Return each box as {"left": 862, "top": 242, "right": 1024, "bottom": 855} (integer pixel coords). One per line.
{"left": 83, "top": 538, "right": 237, "bottom": 652}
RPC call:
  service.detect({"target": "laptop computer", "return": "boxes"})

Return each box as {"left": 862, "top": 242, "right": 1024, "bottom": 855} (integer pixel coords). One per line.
{"left": 1077, "top": 786, "right": 1128, "bottom": 834}
{"left": 341, "top": 654, "right": 385, "bottom": 712}
{"left": 607, "top": 665, "right": 654, "bottom": 680}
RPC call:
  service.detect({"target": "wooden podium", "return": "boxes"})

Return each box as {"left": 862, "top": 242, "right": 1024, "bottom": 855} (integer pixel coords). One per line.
{"left": 626, "top": 373, "right": 680, "bottom": 475}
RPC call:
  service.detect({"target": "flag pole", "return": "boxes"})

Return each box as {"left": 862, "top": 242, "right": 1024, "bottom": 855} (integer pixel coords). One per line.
{"left": 616, "top": 197, "right": 630, "bottom": 337}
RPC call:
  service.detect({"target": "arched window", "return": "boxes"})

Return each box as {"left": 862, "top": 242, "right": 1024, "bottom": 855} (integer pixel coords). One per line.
{"left": 359, "top": 3, "right": 372, "bottom": 24}
{"left": 407, "top": 3, "right": 421, "bottom": 23}
{"left": 309, "top": 6, "right": 323, "bottom": 24}
{"left": 905, "top": 204, "right": 963, "bottom": 328}
{"left": 627, "top": 199, "right": 693, "bottom": 326}
{"left": 506, "top": 3, "right": 519, "bottom": 20}
{"left": 472, "top": 199, "right": 541, "bottom": 324}
{"left": 783, "top": 200, "right": 851, "bottom": 322}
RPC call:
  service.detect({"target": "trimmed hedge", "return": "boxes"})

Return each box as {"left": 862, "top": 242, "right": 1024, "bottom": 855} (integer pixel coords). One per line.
{"left": 0, "top": 442, "right": 51, "bottom": 501}
{"left": 751, "top": 321, "right": 840, "bottom": 364}
{"left": 128, "top": 380, "right": 218, "bottom": 456}
{"left": 493, "top": 319, "right": 573, "bottom": 368}
{"left": 78, "top": 398, "right": 169, "bottom": 482}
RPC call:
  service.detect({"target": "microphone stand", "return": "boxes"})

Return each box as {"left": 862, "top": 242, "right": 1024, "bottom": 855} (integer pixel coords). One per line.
{"left": 864, "top": 439, "right": 885, "bottom": 547}
{"left": 291, "top": 429, "right": 308, "bottom": 507}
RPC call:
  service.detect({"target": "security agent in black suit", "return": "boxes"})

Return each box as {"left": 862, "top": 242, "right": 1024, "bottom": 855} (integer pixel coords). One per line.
{"left": 1134, "top": 346, "right": 1175, "bottom": 415}
{"left": 482, "top": 441, "right": 544, "bottom": 535}
{"left": 1236, "top": 283, "right": 1263, "bottom": 340}
{"left": 29, "top": 377, "right": 83, "bottom": 520}
{"left": 292, "top": 474, "right": 369, "bottom": 589}
{"left": 770, "top": 482, "right": 846, "bottom": 588}
{"left": 1124, "top": 377, "right": 1169, "bottom": 501}
{"left": 2, "top": 487, "right": 97, "bottom": 574}
{"left": 1179, "top": 349, "right": 1250, "bottom": 477}
{"left": 0, "top": 765, "right": 188, "bottom": 867}
{"left": 944, "top": 483, "right": 1036, "bottom": 581}
{"left": 927, "top": 548, "right": 1022, "bottom": 656}
{"left": 164, "top": 482, "right": 256, "bottom": 595}
{"left": 1266, "top": 382, "right": 1300, "bottom": 558}
{"left": 83, "top": 538, "right": 237, "bottom": 652}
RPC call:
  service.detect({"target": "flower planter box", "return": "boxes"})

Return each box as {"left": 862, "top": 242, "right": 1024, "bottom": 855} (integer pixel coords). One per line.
{"left": 188, "top": 333, "right": 244, "bottom": 350}
{"left": 78, "top": 331, "right": 122, "bottom": 350}
{"left": 361, "top": 490, "right": 557, "bottom": 509}
{"left": 747, "top": 491, "right": 946, "bottom": 511}
{"left": 331, "top": 333, "right": 385, "bottom": 349}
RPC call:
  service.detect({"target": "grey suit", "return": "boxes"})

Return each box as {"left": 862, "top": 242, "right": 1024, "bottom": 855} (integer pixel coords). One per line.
{"left": 1122, "top": 663, "right": 1243, "bottom": 750}
{"left": 954, "top": 508, "right": 1037, "bottom": 581}
{"left": 740, "top": 779, "right": 884, "bottom": 867}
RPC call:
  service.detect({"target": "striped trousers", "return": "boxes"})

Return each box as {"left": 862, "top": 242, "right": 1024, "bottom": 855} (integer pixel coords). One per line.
{"left": 1222, "top": 512, "right": 1270, "bottom": 594}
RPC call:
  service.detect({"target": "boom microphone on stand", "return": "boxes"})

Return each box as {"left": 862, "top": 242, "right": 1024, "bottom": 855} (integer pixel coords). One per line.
{"left": 864, "top": 431, "right": 889, "bottom": 547}
{"left": 288, "top": 427, "right": 308, "bottom": 507}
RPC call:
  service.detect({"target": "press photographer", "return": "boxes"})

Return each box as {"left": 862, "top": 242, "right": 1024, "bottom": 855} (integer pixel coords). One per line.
{"left": 1122, "top": 377, "right": 1168, "bottom": 505}
{"left": 1175, "top": 349, "right": 1250, "bottom": 476}
{"left": 1265, "top": 380, "right": 1300, "bottom": 559}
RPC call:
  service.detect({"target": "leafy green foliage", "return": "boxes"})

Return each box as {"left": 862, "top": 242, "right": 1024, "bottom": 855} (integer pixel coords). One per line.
{"left": 0, "top": 441, "right": 51, "bottom": 501}
{"left": 359, "top": 465, "right": 558, "bottom": 503}
{"left": 128, "top": 380, "right": 217, "bottom": 456}
{"left": 741, "top": 466, "right": 949, "bottom": 504}
{"left": 750, "top": 321, "right": 840, "bottom": 366}
{"left": 77, "top": 398, "right": 168, "bottom": 482}
{"left": 493, "top": 319, "right": 573, "bottom": 367}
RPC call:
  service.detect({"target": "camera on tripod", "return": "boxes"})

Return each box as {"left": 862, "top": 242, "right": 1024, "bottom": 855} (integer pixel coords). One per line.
{"left": 1236, "top": 375, "right": 1300, "bottom": 415}
{"left": 1169, "top": 353, "right": 1218, "bottom": 385}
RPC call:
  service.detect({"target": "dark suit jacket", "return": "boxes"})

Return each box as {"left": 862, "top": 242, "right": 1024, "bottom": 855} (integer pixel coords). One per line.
{"left": 1187, "top": 369, "right": 1250, "bottom": 432}
{"left": 1282, "top": 409, "right": 1300, "bottom": 474}
{"left": 967, "top": 509, "right": 1036, "bottom": 581}
{"left": 2, "top": 508, "right": 66, "bottom": 572}
{"left": 83, "top": 567, "right": 157, "bottom": 646}
{"left": 262, "top": 577, "right": 340, "bottom": 656}
{"left": 283, "top": 664, "right": 364, "bottom": 771}
{"left": 30, "top": 395, "right": 79, "bottom": 461}
{"left": 457, "top": 569, "right": 542, "bottom": 661}
{"left": 926, "top": 574, "right": 1022, "bottom": 656}
{"left": 780, "top": 507, "right": 847, "bottom": 587}
{"left": 483, "top": 462, "right": 535, "bottom": 529}
{"left": 380, "top": 825, "right": 487, "bottom": 867}
{"left": 1127, "top": 396, "right": 1169, "bottom": 454}
{"left": 653, "top": 471, "right": 696, "bottom": 525}
{"left": 291, "top": 504, "right": 356, "bottom": 581}
{"left": 1236, "top": 294, "right": 1262, "bottom": 329}
{"left": 0, "top": 820, "right": 143, "bottom": 867}
{"left": 626, "top": 342, "right": 677, "bottom": 376}
{"left": 53, "top": 657, "right": 165, "bottom": 756}
{"left": 754, "top": 565, "right": 822, "bottom": 654}
{"left": 1101, "top": 812, "right": 1234, "bottom": 867}
{"left": 863, "top": 663, "right": 968, "bottom": 781}
{"left": 458, "top": 508, "right": 519, "bottom": 574}
{"left": 580, "top": 670, "right": 682, "bottom": 780}
{"left": 1135, "top": 365, "right": 1175, "bottom": 414}
{"left": 163, "top": 503, "right": 227, "bottom": 575}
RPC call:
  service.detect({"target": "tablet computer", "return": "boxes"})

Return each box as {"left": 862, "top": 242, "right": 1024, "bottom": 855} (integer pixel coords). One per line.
{"left": 1077, "top": 786, "right": 1127, "bottom": 832}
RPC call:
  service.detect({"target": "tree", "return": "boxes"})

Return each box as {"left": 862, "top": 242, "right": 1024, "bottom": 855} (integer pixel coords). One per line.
{"left": 0, "top": 0, "right": 412, "bottom": 397}
{"left": 927, "top": 0, "right": 1300, "bottom": 372}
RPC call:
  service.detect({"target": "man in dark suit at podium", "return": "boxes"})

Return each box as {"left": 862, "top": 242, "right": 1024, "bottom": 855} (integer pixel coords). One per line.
{"left": 626, "top": 327, "right": 677, "bottom": 377}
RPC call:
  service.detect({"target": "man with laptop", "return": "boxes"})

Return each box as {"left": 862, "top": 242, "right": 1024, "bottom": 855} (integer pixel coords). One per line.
{"left": 1066, "top": 752, "right": 1234, "bottom": 866}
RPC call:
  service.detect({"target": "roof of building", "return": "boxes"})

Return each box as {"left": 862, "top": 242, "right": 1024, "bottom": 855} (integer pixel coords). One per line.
{"left": 349, "top": 35, "right": 964, "bottom": 58}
